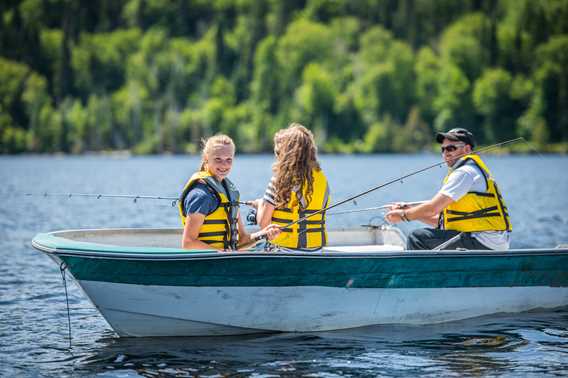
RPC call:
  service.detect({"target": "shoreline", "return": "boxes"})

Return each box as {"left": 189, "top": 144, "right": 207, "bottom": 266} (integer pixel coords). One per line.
{"left": 1, "top": 149, "right": 567, "bottom": 157}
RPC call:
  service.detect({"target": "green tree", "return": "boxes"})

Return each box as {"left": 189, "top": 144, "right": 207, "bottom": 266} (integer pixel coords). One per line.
{"left": 0, "top": 57, "right": 52, "bottom": 152}
{"left": 249, "top": 35, "right": 280, "bottom": 149}
{"left": 293, "top": 63, "right": 337, "bottom": 141}
{"left": 473, "top": 68, "right": 529, "bottom": 141}
{"left": 439, "top": 13, "right": 492, "bottom": 81}
{"left": 353, "top": 26, "right": 415, "bottom": 132}
{"left": 533, "top": 36, "right": 568, "bottom": 141}
{"left": 72, "top": 28, "right": 141, "bottom": 97}
{"left": 276, "top": 19, "right": 333, "bottom": 97}
{"left": 432, "top": 63, "right": 474, "bottom": 132}
{"left": 415, "top": 47, "right": 440, "bottom": 126}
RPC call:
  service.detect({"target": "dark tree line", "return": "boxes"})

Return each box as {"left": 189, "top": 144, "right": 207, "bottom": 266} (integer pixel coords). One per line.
{"left": 1, "top": 0, "right": 567, "bottom": 154}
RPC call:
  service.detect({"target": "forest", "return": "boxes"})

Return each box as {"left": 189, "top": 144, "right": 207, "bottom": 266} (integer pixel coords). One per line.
{"left": 1, "top": 0, "right": 567, "bottom": 154}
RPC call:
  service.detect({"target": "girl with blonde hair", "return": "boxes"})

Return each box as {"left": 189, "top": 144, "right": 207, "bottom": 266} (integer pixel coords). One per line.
{"left": 179, "top": 134, "right": 280, "bottom": 251}
{"left": 254, "top": 123, "right": 330, "bottom": 250}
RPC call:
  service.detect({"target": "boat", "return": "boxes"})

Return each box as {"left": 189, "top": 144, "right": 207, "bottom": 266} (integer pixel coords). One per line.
{"left": 32, "top": 227, "right": 568, "bottom": 337}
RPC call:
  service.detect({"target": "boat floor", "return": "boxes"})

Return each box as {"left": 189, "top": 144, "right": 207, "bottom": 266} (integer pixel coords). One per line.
{"left": 325, "top": 245, "right": 404, "bottom": 252}
{"left": 46, "top": 227, "right": 408, "bottom": 252}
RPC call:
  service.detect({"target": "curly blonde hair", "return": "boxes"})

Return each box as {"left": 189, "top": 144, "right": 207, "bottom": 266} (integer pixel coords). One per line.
{"left": 199, "top": 134, "right": 235, "bottom": 171}
{"left": 272, "top": 123, "right": 321, "bottom": 208}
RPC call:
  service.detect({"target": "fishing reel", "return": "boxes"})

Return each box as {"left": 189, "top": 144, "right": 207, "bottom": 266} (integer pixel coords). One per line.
{"left": 361, "top": 215, "right": 390, "bottom": 230}
{"left": 246, "top": 208, "right": 258, "bottom": 225}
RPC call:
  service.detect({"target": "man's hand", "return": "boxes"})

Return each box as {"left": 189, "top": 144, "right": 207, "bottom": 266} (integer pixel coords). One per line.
{"left": 385, "top": 194, "right": 453, "bottom": 227}
{"left": 386, "top": 202, "right": 409, "bottom": 211}
{"left": 385, "top": 209, "right": 407, "bottom": 224}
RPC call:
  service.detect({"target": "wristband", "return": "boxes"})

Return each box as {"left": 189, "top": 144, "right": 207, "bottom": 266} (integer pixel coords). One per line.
{"left": 401, "top": 210, "right": 410, "bottom": 222}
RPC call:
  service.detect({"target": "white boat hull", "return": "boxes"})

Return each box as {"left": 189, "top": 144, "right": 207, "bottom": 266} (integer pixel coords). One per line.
{"left": 79, "top": 280, "right": 568, "bottom": 337}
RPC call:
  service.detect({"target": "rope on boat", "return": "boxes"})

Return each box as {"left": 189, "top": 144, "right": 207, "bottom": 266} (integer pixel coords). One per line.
{"left": 59, "top": 262, "right": 72, "bottom": 350}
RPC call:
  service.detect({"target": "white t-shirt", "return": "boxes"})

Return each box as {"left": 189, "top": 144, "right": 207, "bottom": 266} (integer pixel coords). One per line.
{"left": 439, "top": 161, "right": 511, "bottom": 250}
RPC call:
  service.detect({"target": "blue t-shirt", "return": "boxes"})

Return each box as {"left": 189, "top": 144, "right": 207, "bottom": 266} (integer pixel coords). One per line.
{"left": 183, "top": 182, "right": 219, "bottom": 216}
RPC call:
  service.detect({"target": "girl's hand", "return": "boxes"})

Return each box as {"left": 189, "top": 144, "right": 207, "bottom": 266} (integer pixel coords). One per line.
{"left": 254, "top": 224, "right": 281, "bottom": 241}
{"left": 246, "top": 199, "right": 261, "bottom": 210}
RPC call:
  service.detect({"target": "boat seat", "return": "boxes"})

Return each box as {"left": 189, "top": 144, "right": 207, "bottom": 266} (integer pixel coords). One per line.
{"left": 324, "top": 244, "right": 404, "bottom": 253}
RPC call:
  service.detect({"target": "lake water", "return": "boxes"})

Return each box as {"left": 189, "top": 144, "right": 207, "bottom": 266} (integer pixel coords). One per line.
{"left": 1, "top": 154, "right": 567, "bottom": 377}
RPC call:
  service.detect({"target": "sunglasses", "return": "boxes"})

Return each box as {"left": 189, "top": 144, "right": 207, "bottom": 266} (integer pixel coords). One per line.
{"left": 441, "top": 143, "right": 465, "bottom": 153}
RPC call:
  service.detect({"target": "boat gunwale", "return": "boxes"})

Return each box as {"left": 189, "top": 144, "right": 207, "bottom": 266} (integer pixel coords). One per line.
{"left": 32, "top": 230, "right": 568, "bottom": 261}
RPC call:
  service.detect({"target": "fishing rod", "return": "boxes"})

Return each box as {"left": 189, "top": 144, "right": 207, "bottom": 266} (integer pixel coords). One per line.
{"left": 19, "top": 137, "right": 524, "bottom": 241}
{"left": 23, "top": 192, "right": 178, "bottom": 201}
{"left": 250, "top": 202, "right": 428, "bottom": 246}
{"left": 20, "top": 192, "right": 181, "bottom": 206}
{"left": 326, "top": 201, "right": 426, "bottom": 216}
{"left": 281, "top": 137, "right": 524, "bottom": 230}
{"left": 20, "top": 191, "right": 414, "bottom": 218}
{"left": 20, "top": 192, "right": 251, "bottom": 207}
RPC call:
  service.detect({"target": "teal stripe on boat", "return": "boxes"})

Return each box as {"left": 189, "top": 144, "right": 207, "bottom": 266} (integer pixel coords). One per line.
{"left": 56, "top": 253, "right": 568, "bottom": 289}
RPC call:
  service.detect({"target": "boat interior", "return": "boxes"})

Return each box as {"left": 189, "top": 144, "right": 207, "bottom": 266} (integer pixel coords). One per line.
{"left": 48, "top": 226, "right": 407, "bottom": 252}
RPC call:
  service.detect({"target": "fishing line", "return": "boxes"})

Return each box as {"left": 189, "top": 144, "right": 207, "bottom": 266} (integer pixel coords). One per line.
{"left": 19, "top": 138, "right": 525, "bottom": 244}
{"left": 326, "top": 201, "right": 427, "bottom": 216}
{"left": 19, "top": 137, "right": 525, "bottom": 214}
{"left": 19, "top": 192, "right": 180, "bottom": 206}
{"left": 282, "top": 137, "right": 525, "bottom": 230}
{"left": 19, "top": 192, "right": 250, "bottom": 208}
{"left": 249, "top": 203, "right": 423, "bottom": 247}
{"left": 245, "top": 138, "right": 524, "bottom": 243}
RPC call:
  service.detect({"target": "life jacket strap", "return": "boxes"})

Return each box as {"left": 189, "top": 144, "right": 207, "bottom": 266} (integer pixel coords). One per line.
{"left": 201, "top": 239, "right": 223, "bottom": 245}
{"left": 446, "top": 206, "right": 501, "bottom": 222}
{"left": 202, "top": 219, "right": 227, "bottom": 225}
{"left": 303, "top": 219, "right": 325, "bottom": 225}
{"left": 303, "top": 227, "right": 325, "bottom": 233}
{"left": 446, "top": 206, "right": 499, "bottom": 216}
{"left": 198, "top": 231, "right": 228, "bottom": 238}
{"left": 271, "top": 217, "right": 291, "bottom": 224}
{"left": 468, "top": 191, "right": 496, "bottom": 198}
{"left": 274, "top": 207, "right": 293, "bottom": 213}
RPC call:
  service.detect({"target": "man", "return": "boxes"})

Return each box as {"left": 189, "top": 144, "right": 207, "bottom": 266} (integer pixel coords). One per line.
{"left": 385, "top": 128, "right": 512, "bottom": 250}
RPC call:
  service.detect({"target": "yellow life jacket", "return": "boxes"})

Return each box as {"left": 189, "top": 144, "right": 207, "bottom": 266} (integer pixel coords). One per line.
{"left": 441, "top": 154, "right": 512, "bottom": 232}
{"left": 270, "top": 169, "right": 330, "bottom": 250}
{"left": 179, "top": 171, "right": 240, "bottom": 250}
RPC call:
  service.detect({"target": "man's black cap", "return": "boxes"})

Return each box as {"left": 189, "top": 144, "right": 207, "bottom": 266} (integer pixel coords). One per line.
{"left": 436, "top": 128, "right": 476, "bottom": 148}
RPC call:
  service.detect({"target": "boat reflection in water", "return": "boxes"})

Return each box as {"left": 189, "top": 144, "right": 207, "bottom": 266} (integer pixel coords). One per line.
{"left": 32, "top": 227, "right": 568, "bottom": 337}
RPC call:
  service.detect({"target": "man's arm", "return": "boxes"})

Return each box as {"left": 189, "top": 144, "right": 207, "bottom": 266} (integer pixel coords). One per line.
{"left": 385, "top": 165, "right": 477, "bottom": 226}
{"left": 385, "top": 193, "right": 454, "bottom": 226}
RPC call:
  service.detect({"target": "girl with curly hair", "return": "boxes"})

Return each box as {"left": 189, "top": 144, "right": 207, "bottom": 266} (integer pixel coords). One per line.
{"left": 254, "top": 123, "right": 330, "bottom": 250}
